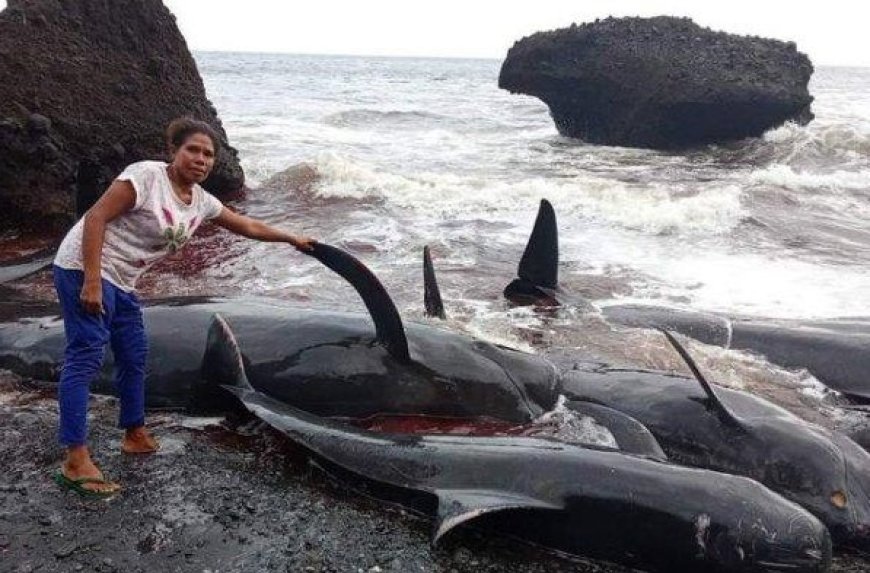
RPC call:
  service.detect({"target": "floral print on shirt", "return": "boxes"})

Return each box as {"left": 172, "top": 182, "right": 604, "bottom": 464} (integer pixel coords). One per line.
{"left": 160, "top": 208, "right": 199, "bottom": 254}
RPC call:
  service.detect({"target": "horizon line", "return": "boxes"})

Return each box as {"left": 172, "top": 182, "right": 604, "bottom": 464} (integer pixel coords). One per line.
{"left": 192, "top": 48, "right": 503, "bottom": 62}
{"left": 190, "top": 48, "right": 869, "bottom": 69}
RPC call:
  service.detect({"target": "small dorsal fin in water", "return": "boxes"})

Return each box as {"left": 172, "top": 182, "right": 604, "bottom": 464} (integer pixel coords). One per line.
{"left": 307, "top": 242, "right": 410, "bottom": 363}
{"left": 518, "top": 199, "right": 558, "bottom": 289}
{"left": 503, "top": 199, "right": 561, "bottom": 305}
{"left": 423, "top": 245, "right": 446, "bottom": 319}
{"left": 660, "top": 329, "right": 744, "bottom": 430}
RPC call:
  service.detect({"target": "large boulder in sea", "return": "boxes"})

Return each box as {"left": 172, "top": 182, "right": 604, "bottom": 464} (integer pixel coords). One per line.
{"left": 0, "top": 0, "right": 245, "bottom": 232}
{"left": 498, "top": 16, "right": 814, "bottom": 149}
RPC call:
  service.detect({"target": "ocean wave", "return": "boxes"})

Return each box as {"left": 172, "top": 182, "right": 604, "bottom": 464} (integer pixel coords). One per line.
{"left": 566, "top": 184, "right": 746, "bottom": 236}
{"left": 614, "top": 253, "right": 870, "bottom": 319}
{"left": 706, "top": 121, "right": 870, "bottom": 173}
{"left": 321, "top": 108, "right": 451, "bottom": 129}
{"left": 761, "top": 121, "right": 870, "bottom": 166}
{"left": 305, "top": 153, "right": 746, "bottom": 236}
{"left": 749, "top": 164, "right": 870, "bottom": 193}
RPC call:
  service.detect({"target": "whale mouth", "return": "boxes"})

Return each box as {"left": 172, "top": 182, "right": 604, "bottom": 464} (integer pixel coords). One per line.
{"left": 754, "top": 542, "right": 831, "bottom": 572}
{"left": 801, "top": 548, "right": 825, "bottom": 562}
{"left": 755, "top": 552, "right": 824, "bottom": 571}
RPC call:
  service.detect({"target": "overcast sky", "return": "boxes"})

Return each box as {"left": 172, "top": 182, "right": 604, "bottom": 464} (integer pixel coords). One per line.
{"left": 2, "top": 1, "right": 868, "bottom": 66}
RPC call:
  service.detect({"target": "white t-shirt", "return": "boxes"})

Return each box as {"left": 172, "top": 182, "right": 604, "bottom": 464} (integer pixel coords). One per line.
{"left": 54, "top": 161, "right": 225, "bottom": 292}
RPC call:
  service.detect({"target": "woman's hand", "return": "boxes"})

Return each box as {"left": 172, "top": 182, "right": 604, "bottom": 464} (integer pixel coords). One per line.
{"left": 289, "top": 235, "right": 316, "bottom": 253}
{"left": 80, "top": 280, "right": 104, "bottom": 315}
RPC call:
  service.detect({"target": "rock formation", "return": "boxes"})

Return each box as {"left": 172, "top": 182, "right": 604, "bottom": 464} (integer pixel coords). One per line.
{"left": 0, "top": 0, "right": 245, "bottom": 232}
{"left": 499, "top": 16, "right": 814, "bottom": 149}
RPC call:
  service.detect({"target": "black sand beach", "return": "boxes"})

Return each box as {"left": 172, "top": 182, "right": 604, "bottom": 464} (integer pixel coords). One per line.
{"left": 1, "top": 371, "right": 628, "bottom": 573}
{"left": 2, "top": 371, "right": 868, "bottom": 573}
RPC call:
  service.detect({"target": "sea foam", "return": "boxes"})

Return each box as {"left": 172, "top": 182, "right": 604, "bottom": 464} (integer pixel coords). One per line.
{"left": 309, "top": 152, "right": 746, "bottom": 236}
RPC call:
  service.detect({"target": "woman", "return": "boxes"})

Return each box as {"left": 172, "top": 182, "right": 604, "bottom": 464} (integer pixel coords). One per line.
{"left": 52, "top": 117, "right": 314, "bottom": 496}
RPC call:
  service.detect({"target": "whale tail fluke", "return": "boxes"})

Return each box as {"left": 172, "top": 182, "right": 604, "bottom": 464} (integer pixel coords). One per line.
{"left": 504, "top": 199, "right": 560, "bottom": 305}
{"left": 423, "top": 246, "right": 446, "bottom": 319}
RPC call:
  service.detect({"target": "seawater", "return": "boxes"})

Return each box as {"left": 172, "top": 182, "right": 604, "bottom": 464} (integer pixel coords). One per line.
{"left": 194, "top": 53, "right": 870, "bottom": 326}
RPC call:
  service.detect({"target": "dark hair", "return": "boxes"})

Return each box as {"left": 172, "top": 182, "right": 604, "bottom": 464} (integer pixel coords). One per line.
{"left": 165, "top": 117, "right": 220, "bottom": 152}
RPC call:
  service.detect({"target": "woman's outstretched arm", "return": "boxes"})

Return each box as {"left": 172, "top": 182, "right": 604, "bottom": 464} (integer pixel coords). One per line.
{"left": 212, "top": 207, "right": 314, "bottom": 252}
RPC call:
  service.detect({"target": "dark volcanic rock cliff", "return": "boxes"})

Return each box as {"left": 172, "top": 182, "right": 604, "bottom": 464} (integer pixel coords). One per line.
{"left": 0, "top": 0, "right": 245, "bottom": 232}
{"left": 499, "top": 16, "right": 814, "bottom": 149}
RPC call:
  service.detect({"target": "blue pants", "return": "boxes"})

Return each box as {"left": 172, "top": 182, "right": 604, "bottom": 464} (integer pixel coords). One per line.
{"left": 53, "top": 266, "right": 147, "bottom": 446}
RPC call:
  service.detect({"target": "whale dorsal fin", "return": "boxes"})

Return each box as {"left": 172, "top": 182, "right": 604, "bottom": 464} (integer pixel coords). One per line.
{"left": 660, "top": 330, "right": 744, "bottom": 430}
{"left": 205, "top": 313, "right": 254, "bottom": 392}
{"left": 433, "top": 489, "right": 562, "bottom": 545}
{"left": 423, "top": 246, "right": 446, "bottom": 319}
{"left": 199, "top": 314, "right": 256, "bottom": 412}
{"left": 565, "top": 400, "right": 668, "bottom": 461}
{"left": 308, "top": 242, "right": 411, "bottom": 363}
{"left": 518, "top": 199, "right": 558, "bottom": 289}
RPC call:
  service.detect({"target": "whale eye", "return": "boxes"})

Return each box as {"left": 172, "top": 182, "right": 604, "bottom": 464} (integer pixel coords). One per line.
{"left": 831, "top": 490, "right": 848, "bottom": 509}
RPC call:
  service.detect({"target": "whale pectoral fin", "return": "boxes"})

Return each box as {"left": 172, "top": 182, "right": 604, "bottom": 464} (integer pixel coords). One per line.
{"left": 204, "top": 313, "right": 254, "bottom": 394}
{"left": 565, "top": 400, "right": 668, "bottom": 461}
{"left": 433, "top": 489, "right": 562, "bottom": 545}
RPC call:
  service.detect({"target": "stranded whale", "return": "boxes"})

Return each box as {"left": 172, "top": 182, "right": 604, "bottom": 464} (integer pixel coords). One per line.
{"left": 425, "top": 242, "right": 870, "bottom": 548}
{"left": 559, "top": 331, "right": 870, "bottom": 550}
{"left": 2, "top": 243, "right": 870, "bottom": 548}
{"left": 502, "top": 199, "right": 870, "bottom": 402}
{"left": 214, "top": 313, "right": 832, "bottom": 573}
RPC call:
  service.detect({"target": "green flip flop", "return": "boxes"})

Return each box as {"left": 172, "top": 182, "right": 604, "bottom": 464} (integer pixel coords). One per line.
{"left": 53, "top": 470, "right": 121, "bottom": 499}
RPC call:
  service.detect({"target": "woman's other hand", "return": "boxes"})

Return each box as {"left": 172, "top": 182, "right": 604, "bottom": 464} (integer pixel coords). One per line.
{"left": 80, "top": 281, "right": 104, "bottom": 315}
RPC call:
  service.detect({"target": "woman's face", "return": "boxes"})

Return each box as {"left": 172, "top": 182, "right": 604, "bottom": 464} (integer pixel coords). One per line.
{"left": 171, "top": 132, "right": 216, "bottom": 184}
